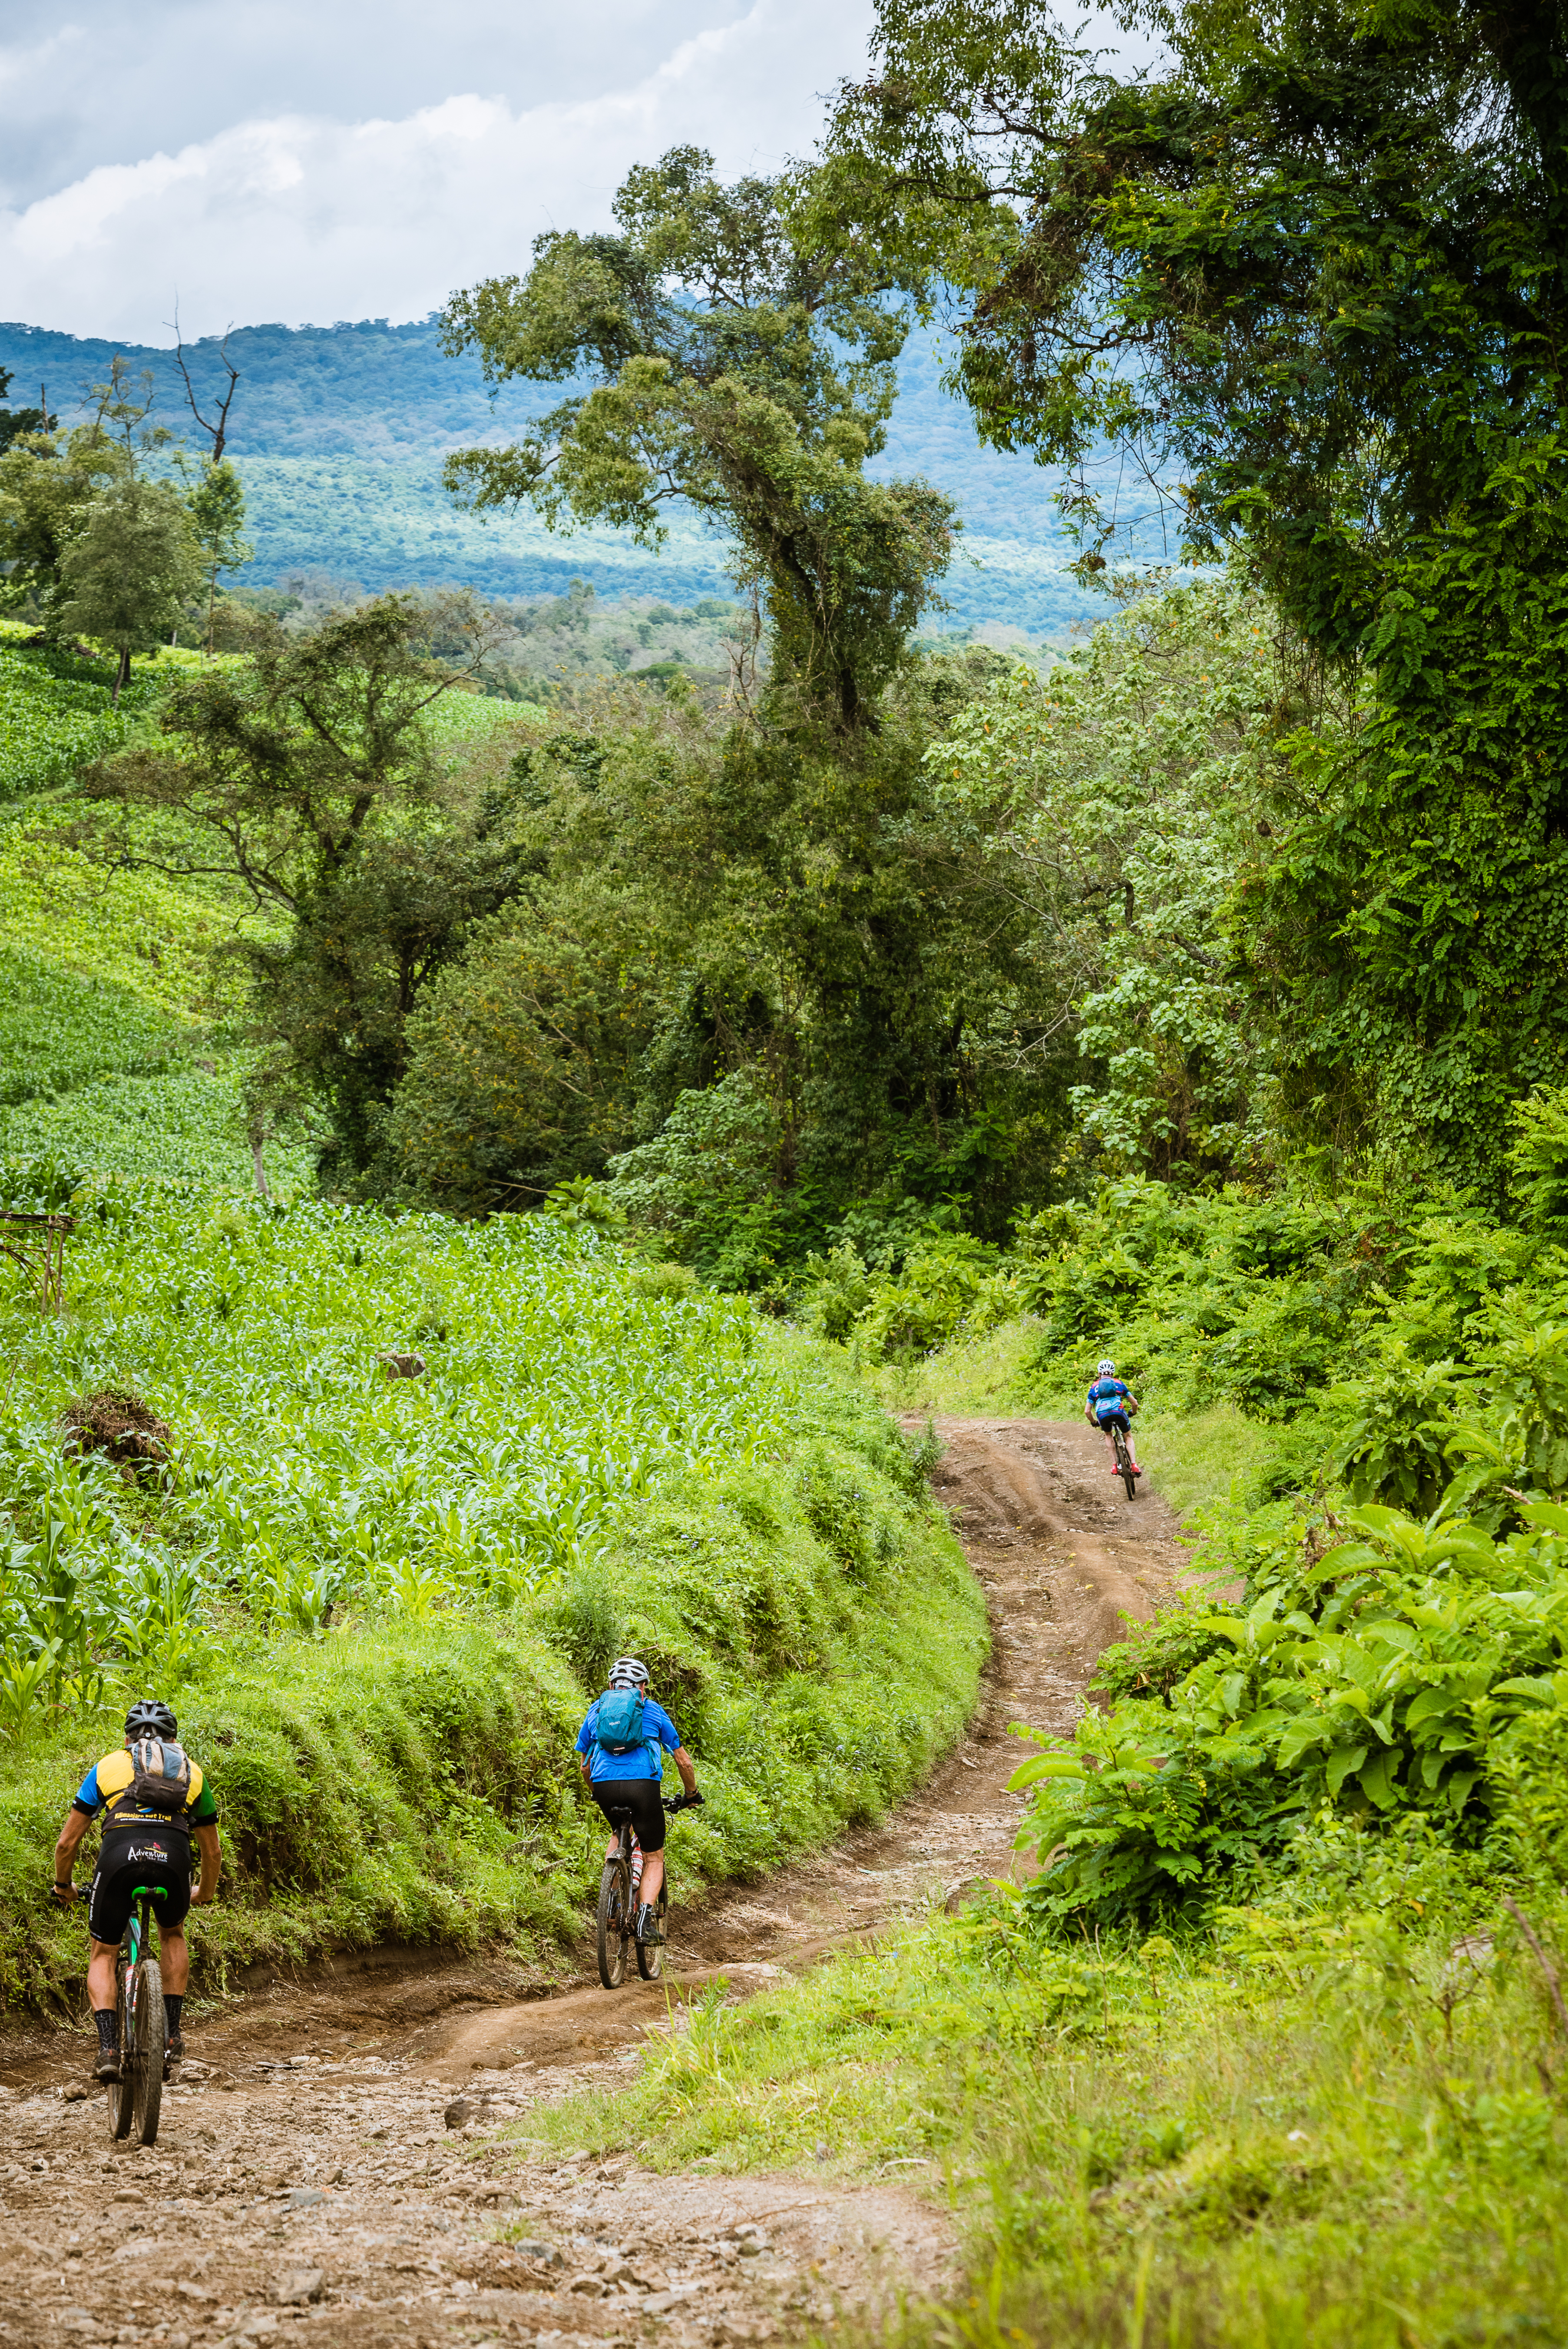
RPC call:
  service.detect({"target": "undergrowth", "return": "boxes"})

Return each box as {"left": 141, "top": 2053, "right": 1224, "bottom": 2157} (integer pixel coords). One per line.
{"left": 513, "top": 1864, "right": 1568, "bottom": 2348}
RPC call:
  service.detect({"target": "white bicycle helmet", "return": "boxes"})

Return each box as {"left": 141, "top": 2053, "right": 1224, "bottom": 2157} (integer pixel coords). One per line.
{"left": 1096, "top": 1358, "right": 1117, "bottom": 1377}
{"left": 608, "top": 1656, "right": 650, "bottom": 1689}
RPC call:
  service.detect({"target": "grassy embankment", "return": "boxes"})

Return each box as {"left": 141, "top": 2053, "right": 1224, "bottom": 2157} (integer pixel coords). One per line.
{"left": 0, "top": 1201, "right": 982, "bottom": 2012}
{"left": 509, "top": 1175, "right": 1568, "bottom": 2347}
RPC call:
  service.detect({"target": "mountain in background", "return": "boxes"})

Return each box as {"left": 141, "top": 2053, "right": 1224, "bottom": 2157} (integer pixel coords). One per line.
{"left": 0, "top": 316, "right": 1159, "bottom": 634}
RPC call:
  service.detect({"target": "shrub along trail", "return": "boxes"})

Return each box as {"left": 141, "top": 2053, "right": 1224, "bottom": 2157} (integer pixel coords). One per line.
{"left": 0, "top": 1419, "right": 1187, "bottom": 2349}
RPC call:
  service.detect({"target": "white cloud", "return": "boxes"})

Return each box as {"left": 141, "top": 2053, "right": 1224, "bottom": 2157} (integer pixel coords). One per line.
{"left": 0, "top": 0, "right": 874, "bottom": 342}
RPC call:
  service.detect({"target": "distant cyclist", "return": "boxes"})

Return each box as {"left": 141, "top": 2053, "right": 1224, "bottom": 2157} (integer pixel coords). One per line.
{"left": 50, "top": 1700, "right": 221, "bottom": 2080}
{"left": 1085, "top": 1356, "right": 1142, "bottom": 1481}
{"left": 576, "top": 1658, "right": 700, "bottom": 1946}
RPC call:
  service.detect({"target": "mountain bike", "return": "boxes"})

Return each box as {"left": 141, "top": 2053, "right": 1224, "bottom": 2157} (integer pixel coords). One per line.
{"left": 66, "top": 1883, "right": 171, "bottom": 2144}
{"left": 596, "top": 1795, "right": 698, "bottom": 1990}
{"left": 1108, "top": 1419, "right": 1138, "bottom": 1502}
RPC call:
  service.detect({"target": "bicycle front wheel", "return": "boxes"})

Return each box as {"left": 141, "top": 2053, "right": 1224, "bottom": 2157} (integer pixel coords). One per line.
{"left": 597, "top": 1863, "right": 630, "bottom": 1989}
{"left": 635, "top": 1886, "right": 667, "bottom": 1981}
{"left": 129, "top": 1956, "right": 164, "bottom": 2145}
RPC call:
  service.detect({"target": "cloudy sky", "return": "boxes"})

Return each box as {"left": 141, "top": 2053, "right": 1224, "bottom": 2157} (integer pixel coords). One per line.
{"left": 0, "top": 0, "right": 886, "bottom": 343}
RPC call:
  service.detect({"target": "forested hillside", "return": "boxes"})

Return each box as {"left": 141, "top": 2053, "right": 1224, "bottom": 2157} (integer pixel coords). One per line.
{"left": 0, "top": 315, "right": 1100, "bottom": 632}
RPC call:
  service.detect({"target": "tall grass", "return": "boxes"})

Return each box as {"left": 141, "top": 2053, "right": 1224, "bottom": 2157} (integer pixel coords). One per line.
{"left": 512, "top": 1874, "right": 1568, "bottom": 2347}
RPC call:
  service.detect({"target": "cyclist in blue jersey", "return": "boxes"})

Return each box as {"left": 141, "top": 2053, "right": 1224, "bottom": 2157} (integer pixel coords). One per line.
{"left": 576, "top": 1657, "right": 700, "bottom": 1946}
{"left": 1085, "top": 1357, "right": 1142, "bottom": 1480}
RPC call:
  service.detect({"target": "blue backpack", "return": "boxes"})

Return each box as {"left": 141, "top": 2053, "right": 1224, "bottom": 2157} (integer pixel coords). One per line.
{"left": 595, "top": 1686, "right": 648, "bottom": 1755}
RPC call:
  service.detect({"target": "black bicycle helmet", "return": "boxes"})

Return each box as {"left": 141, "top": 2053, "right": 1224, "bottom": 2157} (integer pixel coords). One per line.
{"left": 124, "top": 1698, "right": 178, "bottom": 1741}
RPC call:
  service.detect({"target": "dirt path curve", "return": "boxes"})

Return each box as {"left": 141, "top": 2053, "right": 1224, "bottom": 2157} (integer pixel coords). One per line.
{"left": 0, "top": 1420, "right": 1188, "bottom": 2349}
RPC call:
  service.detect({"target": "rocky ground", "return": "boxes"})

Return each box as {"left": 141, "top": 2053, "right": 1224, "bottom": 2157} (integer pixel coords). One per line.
{"left": 0, "top": 1419, "right": 1190, "bottom": 2349}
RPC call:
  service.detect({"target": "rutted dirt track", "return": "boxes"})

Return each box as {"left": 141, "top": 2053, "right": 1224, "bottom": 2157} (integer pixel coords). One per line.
{"left": 0, "top": 1420, "right": 1187, "bottom": 2349}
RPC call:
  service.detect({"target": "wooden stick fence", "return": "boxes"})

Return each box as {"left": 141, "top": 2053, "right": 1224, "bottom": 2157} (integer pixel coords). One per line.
{"left": 0, "top": 1212, "right": 75, "bottom": 1312}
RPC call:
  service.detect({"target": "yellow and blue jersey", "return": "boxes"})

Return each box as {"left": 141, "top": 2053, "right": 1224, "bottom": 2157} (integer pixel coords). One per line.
{"left": 73, "top": 1749, "right": 218, "bottom": 1830}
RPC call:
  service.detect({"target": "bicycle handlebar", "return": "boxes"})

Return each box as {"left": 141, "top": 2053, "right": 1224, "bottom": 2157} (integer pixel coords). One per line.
{"left": 662, "top": 1792, "right": 703, "bottom": 1813}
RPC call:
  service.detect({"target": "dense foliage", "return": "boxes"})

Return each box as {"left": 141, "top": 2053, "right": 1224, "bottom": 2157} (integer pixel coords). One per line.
{"left": 821, "top": 0, "right": 1568, "bottom": 1186}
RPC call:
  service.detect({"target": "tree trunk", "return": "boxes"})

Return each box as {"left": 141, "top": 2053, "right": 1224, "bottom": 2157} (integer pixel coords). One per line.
{"left": 249, "top": 1128, "right": 272, "bottom": 1201}
{"left": 111, "top": 645, "right": 131, "bottom": 706}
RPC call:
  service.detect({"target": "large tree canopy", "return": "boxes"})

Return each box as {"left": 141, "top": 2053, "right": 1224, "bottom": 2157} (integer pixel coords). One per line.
{"left": 821, "top": 0, "right": 1568, "bottom": 1188}
{"left": 823, "top": 0, "right": 1568, "bottom": 657}
{"left": 440, "top": 145, "right": 955, "bottom": 728}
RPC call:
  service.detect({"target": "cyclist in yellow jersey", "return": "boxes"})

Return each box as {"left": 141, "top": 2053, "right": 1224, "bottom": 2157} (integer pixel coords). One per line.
{"left": 50, "top": 1700, "right": 221, "bottom": 2079}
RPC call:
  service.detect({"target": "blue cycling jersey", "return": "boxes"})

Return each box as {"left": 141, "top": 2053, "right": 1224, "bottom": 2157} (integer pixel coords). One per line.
{"left": 575, "top": 1695, "right": 682, "bottom": 1783}
{"left": 1088, "top": 1376, "right": 1132, "bottom": 1424}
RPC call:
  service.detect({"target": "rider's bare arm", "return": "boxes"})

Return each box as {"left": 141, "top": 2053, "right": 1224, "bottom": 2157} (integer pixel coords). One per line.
{"left": 192, "top": 1823, "right": 221, "bottom": 1906}
{"left": 672, "top": 1745, "right": 698, "bottom": 1797}
{"left": 52, "top": 1806, "right": 88, "bottom": 1895}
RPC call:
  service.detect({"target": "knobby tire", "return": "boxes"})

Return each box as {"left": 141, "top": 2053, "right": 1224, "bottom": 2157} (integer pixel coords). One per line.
{"left": 635, "top": 1886, "right": 667, "bottom": 1981}
{"left": 107, "top": 1952, "right": 135, "bottom": 2141}
{"left": 107, "top": 1946, "right": 164, "bottom": 2144}
{"left": 1113, "top": 1426, "right": 1137, "bottom": 1503}
{"left": 597, "top": 1861, "right": 630, "bottom": 1988}
{"left": 132, "top": 1955, "right": 165, "bottom": 2144}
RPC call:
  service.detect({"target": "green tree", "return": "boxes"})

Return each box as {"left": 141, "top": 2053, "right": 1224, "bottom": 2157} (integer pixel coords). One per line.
{"left": 78, "top": 592, "right": 520, "bottom": 1180}
{"left": 0, "top": 367, "right": 54, "bottom": 455}
{"left": 54, "top": 476, "right": 200, "bottom": 701}
{"left": 930, "top": 574, "right": 1314, "bottom": 1179}
{"left": 388, "top": 903, "right": 663, "bottom": 1210}
{"left": 821, "top": 0, "right": 1568, "bottom": 1187}
{"left": 440, "top": 144, "right": 954, "bottom": 729}
{"left": 0, "top": 426, "right": 119, "bottom": 621}
{"left": 390, "top": 661, "right": 1073, "bottom": 1253}
{"left": 0, "top": 357, "right": 168, "bottom": 640}
{"left": 178, "top": 457, "right": 253, "bottom": 655}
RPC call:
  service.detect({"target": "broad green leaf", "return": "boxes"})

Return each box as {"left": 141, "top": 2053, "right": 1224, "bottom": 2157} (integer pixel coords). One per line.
{"left": 1493, "top": 1674, "right": 1556, "bottom": 1706}
{"left": 1007, "top": 1754, "right": 1088, "bottom": 1791}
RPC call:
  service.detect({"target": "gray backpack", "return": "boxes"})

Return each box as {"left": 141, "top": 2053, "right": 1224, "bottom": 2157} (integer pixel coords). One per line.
{"left": 125, "top": 1737, "right": 194, "bottom": 1818}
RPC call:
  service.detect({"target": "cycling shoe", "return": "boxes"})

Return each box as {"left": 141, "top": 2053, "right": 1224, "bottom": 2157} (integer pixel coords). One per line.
{"left": 165, "top": 2030, "right": 185, "bottom": 2073}
{"left": 94, "top": 2050, "right": 122, "bottom": 2084}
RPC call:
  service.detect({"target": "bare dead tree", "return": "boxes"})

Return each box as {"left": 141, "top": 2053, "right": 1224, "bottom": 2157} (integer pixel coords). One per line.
{"left": 168, "top": 301, "right": 240, "bottom": 463}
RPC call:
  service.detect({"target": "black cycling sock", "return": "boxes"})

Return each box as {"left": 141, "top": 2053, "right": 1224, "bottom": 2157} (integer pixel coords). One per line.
{"left": 93, "top": 2008, "right": 118, "bottom": 2052}
{"left": 164, "top": 1993, "right": 184, "bottom": 2036}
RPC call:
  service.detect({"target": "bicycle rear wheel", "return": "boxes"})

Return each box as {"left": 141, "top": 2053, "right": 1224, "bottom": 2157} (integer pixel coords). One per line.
{"left": 129, "top": 1955, "right": 164, "bottom": 2145}
{"left": 1114, "top": 1427, "right": 1137, "bottom": 1502}
{"left": 106, "top": 1953, "right": 135, "bottom": 2141}
{"left": 635, "top": 1884, "right": 667, "bottom": 1981}
{"left": 597, "top": 1861, "right": 631, "bottom": 1988}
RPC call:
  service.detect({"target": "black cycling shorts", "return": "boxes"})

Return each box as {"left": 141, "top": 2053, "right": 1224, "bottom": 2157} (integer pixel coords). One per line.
{"left": 1096, "top": 1409, "right": 1131, "bottom": 1436}
{"left": 88, "top": 1842, "right": 191, "bottom": 1945}
{"left": 590, "top": 1779, "right": 666, "bottom": 1853}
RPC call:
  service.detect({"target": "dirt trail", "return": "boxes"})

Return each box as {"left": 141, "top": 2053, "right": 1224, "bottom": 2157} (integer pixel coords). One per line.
{"left": 0, "top": 1419, "right": 1188, "bottom": 2349}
